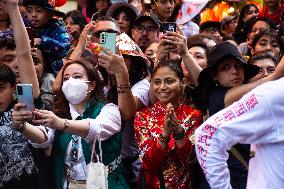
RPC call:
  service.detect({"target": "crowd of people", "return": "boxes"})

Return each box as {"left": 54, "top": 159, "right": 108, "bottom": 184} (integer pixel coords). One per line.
{"left": 0, "top": 0, "right": 283, "bottom": 189}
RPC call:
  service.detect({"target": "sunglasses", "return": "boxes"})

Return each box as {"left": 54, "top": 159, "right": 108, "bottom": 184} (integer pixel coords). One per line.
{"left": 92, "top": 29, "right": 119, "bottom": 38}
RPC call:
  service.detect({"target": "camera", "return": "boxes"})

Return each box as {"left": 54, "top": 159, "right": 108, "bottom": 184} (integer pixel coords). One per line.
{"left": 17, "top": 85, "right": 23, "bottom": 95}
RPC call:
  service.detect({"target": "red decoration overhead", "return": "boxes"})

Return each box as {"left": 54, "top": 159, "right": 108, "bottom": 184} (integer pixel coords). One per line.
{"left": 54, "top": 0, "right": 67, "bottom": 7}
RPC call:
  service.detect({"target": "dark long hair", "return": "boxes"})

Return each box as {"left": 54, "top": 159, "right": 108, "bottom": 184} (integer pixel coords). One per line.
{"left": 53, "top": 60, "right": 105, "bottom": 119}
{"left": 112, "top": 8, "right": 137, "bottom": 35}
{"left": 235, "top": 4, "right": 259, "bottom": 35}
{"left": 64, "top": 10, "right": 88, "bottom": 31}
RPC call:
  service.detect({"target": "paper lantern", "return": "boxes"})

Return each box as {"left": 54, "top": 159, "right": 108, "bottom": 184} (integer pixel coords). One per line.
{"left": 200, "top": 9, "right": 216, "bottom": 23}
{"left": 55, "top": 0, "right": 67, "bottom": 7}
{"left": 213, "top": 2, "right": 230, "bottom": 21}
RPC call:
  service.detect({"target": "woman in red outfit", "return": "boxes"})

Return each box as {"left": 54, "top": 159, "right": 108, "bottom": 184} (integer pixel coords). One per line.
{"left": 134, "top": 61, "right": 203, "bottom": 189}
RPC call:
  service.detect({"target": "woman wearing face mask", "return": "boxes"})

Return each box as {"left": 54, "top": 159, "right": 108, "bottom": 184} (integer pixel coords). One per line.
{"left": 12, "top": 61, "right": 131, "bottom": 189}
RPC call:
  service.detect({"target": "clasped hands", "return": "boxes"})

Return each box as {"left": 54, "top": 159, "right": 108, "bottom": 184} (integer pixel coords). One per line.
{"left": 163, "top": 103, "right": 183, "bottom": 138}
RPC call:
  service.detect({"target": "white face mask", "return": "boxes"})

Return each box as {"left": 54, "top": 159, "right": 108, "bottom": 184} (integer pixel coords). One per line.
{"left": 62, "top": 77, "right": 90, "bottom": 105}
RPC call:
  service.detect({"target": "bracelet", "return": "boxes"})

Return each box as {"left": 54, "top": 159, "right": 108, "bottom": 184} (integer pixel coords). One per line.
{"left": 61, "top": 119, "right": 69, "bottom": 131}
{"left": 117, "top": 88, "right": 130, "bottom": 94}
{"left": 117, "top": 84, "right": 131, "bottom": 94}
{"left": 173, "top": 128, "right": 185, "bottom": 140}
{"left": 117, "top": 84, "right": 131, "bottom": 89}
{"left": 159, "top": 133, "right": 170, "bottom": 144}
{"left": 15, "top": 122, "right": 27, "bottom": 133}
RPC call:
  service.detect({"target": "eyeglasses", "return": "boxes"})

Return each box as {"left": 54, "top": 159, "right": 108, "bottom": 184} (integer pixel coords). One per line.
{"left": 134, "top": 25, "right": 158, "bottom": 33}
{"left": 93, "top": 29, "right": 119, "bottom": 38}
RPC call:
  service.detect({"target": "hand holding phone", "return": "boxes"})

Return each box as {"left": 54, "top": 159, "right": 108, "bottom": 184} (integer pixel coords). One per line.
{"left": 100, "top": 32, "right": 116, "bottom": 54}
{"left": 16, "top": 84, "right": 34, "bottom": 112}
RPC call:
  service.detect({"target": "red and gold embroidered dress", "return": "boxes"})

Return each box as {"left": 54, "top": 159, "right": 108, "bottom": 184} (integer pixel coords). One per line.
{"left": 134, "top": 101, "right": 202, "bottom": 189}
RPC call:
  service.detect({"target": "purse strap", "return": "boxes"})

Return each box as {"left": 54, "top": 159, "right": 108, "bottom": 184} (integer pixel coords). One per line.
{"left": 91, "top": 134, "right": 103, "bottom": 163}
{"left": 230, "top": 146, "right": 248, "bottom": 170}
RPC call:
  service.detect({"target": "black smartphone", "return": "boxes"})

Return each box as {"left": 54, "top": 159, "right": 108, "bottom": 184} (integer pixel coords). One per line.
{"left": 162, "top": 22, "right": 177, "bottom": 33}
{"left": 26, "top": 27, "right": 34, "bottom": 47}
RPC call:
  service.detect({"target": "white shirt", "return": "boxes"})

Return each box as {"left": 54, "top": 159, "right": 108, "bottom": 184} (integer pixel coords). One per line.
{"left": 195, "top": 78, "right": 284, "bottom": 189}
{"left": 131, "top": 78, "right": 150, "bottom": 107}
{"left": 29, "top": 103, "right": 122, "bottom": 186}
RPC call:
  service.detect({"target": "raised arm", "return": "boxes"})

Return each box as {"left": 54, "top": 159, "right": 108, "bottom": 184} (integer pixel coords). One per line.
{"left": 224, "top": 54, "right": 284, "bottom": 107}
{"left": 53, "top": 22, "right": 95, "bottom": 93}
{"left": 162, "top": 32, "right": 202, "bottom": 87}
{"left": 98, "top": 47, "right": 137, "bottom": 121}
{"left": 3, "top": 0, "right": 40, "bottom": 98}
{"left": 195, "top": 78, "right": 284, "bottom": 188}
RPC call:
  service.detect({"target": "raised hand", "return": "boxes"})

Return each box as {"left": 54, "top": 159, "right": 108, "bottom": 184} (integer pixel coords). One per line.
{"left": 162, "top": 32, "right": 188, "bottom": 58}
{"left": 0, "top": 0, "right": 19, "bottom": 11}
{"left": 12, "top": 103, "right": 33, "bottom": 129}
{"left": 98, "top": 46, "right": 127, "bottom": 76}
{"left": 78, "top": 21, "right": 95, "bottom": 49}
{"left": 156, "top": 37, "right": 177, "bottom": 62}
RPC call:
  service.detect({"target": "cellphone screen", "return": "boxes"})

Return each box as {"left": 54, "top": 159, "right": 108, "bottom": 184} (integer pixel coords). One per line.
{"left": 162, "top": 22, "right": 177, "bottom": 33}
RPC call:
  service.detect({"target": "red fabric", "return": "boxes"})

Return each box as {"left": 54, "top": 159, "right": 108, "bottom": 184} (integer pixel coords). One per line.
{"left": 258, "top": 4, "right": 284, "bottom": 25}
{"left": 134, "top": 102, "right": 203, "bottom": 189}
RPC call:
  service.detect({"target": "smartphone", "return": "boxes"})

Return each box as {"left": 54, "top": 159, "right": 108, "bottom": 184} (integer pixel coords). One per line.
{"left": 110, "top": 0, "right": 128, "bottom": 3}
{"left": 16, "top": 84, "right": 34, "bottom": 111}
{"left": 100, "top": 32, "right": 116, "bottom": 54}
{"left": 162, "top": 22, "right": 177, "bottom": 33}
{"left": 69, "top": 29, "right": 80, "bottom": 42}
{"left": 26, "top": 27, "right": 34, "bottom": 47}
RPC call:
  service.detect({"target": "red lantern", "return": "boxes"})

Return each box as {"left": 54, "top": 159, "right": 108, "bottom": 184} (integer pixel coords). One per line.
{"left": 55, "top": 0, "right": 67, "bottom": 7}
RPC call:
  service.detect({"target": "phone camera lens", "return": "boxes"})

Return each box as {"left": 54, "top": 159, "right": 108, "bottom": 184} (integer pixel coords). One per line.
{"left": 17, "top": 86, "right": 23, "bottom": 95}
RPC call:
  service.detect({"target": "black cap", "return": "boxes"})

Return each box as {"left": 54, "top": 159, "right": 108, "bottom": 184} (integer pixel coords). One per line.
{"left": 134, "top": 12, "right": 160, "bottom": 28}
{"left": 23, "top": 0, "right": 65, "bottom": 17}
{"left": 200, "top": 21, "right": 221, "bottom": 32}
{"left": 198, "top": 42, "right": 259, "bottom": 85}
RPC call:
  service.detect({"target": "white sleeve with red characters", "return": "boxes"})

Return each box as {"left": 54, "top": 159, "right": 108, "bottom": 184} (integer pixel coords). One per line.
{"left": 195, "top": 78, "right": 284, "bottom": 189}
